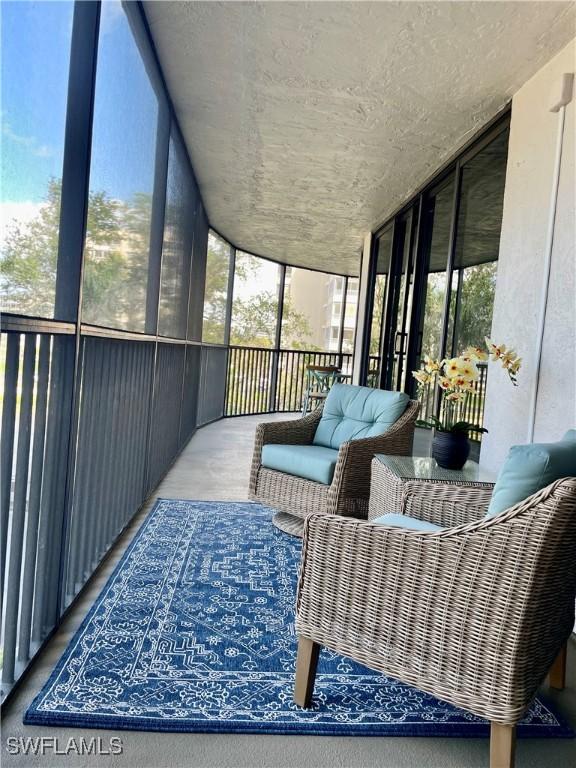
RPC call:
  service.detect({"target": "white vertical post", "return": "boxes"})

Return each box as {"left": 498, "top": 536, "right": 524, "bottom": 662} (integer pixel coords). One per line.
{"left": 527, "top": 73, "right": 573, "bottom": 442}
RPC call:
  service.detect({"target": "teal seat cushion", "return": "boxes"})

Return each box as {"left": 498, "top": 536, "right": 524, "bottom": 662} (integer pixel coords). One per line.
{"left": 313, "top": 384, "right": 410, "bottom": 450}
{"left": 563, "top": 429, "right": 576, "bottom": 442}
{"left": 261, "top": 444, "right": 339, "bottom": 485}
{"left": 486, "top": 440, "right": 576, "bottom": 519}
{"left": 372, "top": 513, "right": 443, "bottom": 532}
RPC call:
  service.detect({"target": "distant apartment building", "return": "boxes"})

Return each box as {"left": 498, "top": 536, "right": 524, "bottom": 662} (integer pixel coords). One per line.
{"left": 283, "top": 267, "right": 358, "bottom": 353}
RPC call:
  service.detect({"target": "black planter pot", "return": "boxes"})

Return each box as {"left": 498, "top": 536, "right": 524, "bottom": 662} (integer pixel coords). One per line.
{"left": 432, "top": 430, "right": 470, "bottom": 470}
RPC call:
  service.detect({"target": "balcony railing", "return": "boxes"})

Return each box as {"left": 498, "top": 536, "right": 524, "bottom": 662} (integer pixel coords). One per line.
{"left": 225, "top": 347, "right": 488, "bottom": 435}
{"left": 225, "top": 347, "right": 353, "bottom": 416}
{"left": 0, "top": 325, "right": 221, "bottom": 700}
{"left": 417, "top": 362, "right": 488, "bottom": 429}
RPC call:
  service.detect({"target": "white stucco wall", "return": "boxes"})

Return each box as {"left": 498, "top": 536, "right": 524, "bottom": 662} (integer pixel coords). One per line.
{"left": 480, "top": 40, "right": 575, "bottom": 473}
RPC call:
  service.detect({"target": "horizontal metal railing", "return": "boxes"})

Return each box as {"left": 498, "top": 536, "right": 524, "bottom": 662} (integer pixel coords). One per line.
{"left": 224, "top": 347, "right": 488, "bottom": 435}
{"left": 0, "top": 325, "right": 220, "bottom": 699}
{"left": 416, "top": 362, "right": 489, "bottom": 438}
{"left": 224, "top": 346, "right": 353, "bottom": 416}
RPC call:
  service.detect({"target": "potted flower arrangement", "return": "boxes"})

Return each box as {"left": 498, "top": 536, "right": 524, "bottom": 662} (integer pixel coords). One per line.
{"left": 412, "top": 338, "right": 521, "bottom": 470}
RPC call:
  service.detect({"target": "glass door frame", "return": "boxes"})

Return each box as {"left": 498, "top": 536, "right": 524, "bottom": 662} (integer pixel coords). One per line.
{"left": 377, "top": 210, "right": 418, "bottom": 392}
{"left": 360, "top": 110, "right": 511, "bottom": 396}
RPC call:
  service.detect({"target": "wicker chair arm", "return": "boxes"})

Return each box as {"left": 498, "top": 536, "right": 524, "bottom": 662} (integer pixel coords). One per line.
{"left": 326, "top": 400, "right": 420, "bottom": 516}
{"left": 249, "top": 407, "right": 323, "bottom": 496}
{"left": 296, "top": 479, "right": 576, "bottom": 723}
{"left": 401, "top": 480, "right": 494, "bottom": 527}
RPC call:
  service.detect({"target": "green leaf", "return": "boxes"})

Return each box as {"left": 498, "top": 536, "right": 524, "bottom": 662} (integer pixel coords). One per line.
{"left": 449, "top": 421, "right": 489, "bottom": 435}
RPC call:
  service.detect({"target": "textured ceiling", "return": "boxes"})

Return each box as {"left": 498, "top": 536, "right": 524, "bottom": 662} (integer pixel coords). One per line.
{"left": 144, "top": 1, "right": 575, "bottom": 275}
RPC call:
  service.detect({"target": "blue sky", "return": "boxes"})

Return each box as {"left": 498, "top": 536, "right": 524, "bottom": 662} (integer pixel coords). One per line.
{"left": 1, "top": 0, "right": 158, "bottom": 205}
{"left": 1, "top": 1, "right": 73, "bottom": 203}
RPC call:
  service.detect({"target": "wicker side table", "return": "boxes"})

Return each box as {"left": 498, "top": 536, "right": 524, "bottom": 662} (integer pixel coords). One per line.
{"left": 369, "top": 454, "right": 496, "bottom": 524}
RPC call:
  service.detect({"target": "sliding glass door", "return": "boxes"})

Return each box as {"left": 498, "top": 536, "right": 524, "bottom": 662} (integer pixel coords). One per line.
{"left": 363, "top": 116, "right": 510, "bottom": 429}
{"left": 367, "top": 210, "right": 419, "bottom": 392}
{"left": 446, "top": 128, "right": 508, "bottom": 356}
{"left": 366, "top": 225, "right": 393, "bottom": 386}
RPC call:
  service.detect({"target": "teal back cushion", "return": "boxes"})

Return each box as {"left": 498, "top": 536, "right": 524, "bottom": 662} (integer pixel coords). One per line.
{"left": 313, "top": 384, "right": 410, "bottom": 450}
{"left": 563, "top": 429, "right": 576, "bottom": 442}
{"left": 486, "top": 440, "right": 576, "bottom": 519}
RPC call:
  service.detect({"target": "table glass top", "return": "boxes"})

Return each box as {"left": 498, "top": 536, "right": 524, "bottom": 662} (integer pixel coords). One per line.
{"left": 374, "top": 454, "right": 496, "bottom": 484}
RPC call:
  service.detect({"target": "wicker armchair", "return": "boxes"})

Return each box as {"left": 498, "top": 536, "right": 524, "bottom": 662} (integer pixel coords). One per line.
{"left": 294, "top": 477, "right": 576, "bottom": 768}
{"left": 249, "top": 399, "right": 420, "bottom": 536}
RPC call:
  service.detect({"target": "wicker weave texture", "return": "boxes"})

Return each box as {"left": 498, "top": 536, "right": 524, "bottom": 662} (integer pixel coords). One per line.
{"left": 296, "top": 477, "right": 576, "bottom": 725}
{"left": 368, "top": 458, "right": 495, "bottom": 527}
{"left": 249, "top": 401, "right": 420, "bottom": 534}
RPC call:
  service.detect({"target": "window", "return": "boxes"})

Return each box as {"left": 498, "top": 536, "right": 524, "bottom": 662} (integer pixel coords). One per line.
{"left": 231, "top": 252, "right": 281, "bottom": 348}
{"left": 202, "top": 231, "right": 233, "bottom": 344}
{"left": 447, "top": 129, "right": 509, "bottom": 354}
{"left": 365, "top": 117, "right": 509, "bottom": 427}
{"left": 366, "top": 226, "right": 393, "bottom": 384}
{"left": 342, "top": 277, "right": 359, "bottom": 354}
{"left": 158, "top": 132, "right": 196, "bottom": 338}
{"left": 81, "top": 0, "right": 159, "bottom": 331}
{"left": 419, "top": 177, "right": 455, "bottom": 361}
{"left": 0, "top": 1, "right": 74, "bottom": 318}
{"left": 281, "top": 267, "right": 344, "bottom": 352}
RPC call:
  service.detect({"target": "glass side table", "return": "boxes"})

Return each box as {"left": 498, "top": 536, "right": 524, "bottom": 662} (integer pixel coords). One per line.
{"left": 368, "top": 455, "right": 497, "bottom": 526}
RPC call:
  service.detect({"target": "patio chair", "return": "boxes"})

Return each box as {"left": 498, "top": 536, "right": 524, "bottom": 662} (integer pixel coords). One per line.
{"left": 249, "top": 383, "right": 419, "bottom": 536}
{"left": 301, "top": 364, "right": 341, "bottom": 414}
{"left": 294, "top": 433, "right": 576, "bottom": 768}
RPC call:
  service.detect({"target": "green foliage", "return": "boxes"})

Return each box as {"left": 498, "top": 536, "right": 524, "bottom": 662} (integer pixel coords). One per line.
{"left": 1, "top": 179, "right": 62, "bottom": 316}
{"left": 229, "top": 293, "right": 312, "bottom": 349}
{"left": 1, "top": 178, "right": 153, "bottom": 328}
{"left": 416, "top": 416, "right": 488, "bottom": 435}
{"left": 421, "top": 272, "right": 446, "bottom": 359}
{"left": 420, "top": 263, "right": 497, "bottom": 359}
{"left": 202, "top": 236, "right": 231, "bottom": 343}
{"left": 369, "top": 274, "right": 386, "bottom": 356}
{"left": 456, "top": 263, "right": 497, "bottom": 350}
{"left": 211, "top": 251, "right": 315, "bottom": 349}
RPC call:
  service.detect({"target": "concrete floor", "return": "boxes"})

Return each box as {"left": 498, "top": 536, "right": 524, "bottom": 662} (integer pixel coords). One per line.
{"left": 2, "top": 416, "right": 574, "bottom": 768}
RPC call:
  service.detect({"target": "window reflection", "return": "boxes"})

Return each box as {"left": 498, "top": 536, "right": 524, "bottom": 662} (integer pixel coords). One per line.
{"left": 420, "top": 178, "right": 455, "bottom": 362}
{"left": 448, "top": 129, "right": 508, "bottom": 354}
{"left": 366, "top": 226, "right": 393, "bottom": 386}
{"left": 82, "top": 0, "right": 159, "bottom": 331}
{"left": 0, "top": 1, "right": 74, "bottom": 318}
{"left": 202, "top": 231, "right": 232, "bottom": 344}
{"left": 158, "top": 133, "right": 196, "bottom": 339}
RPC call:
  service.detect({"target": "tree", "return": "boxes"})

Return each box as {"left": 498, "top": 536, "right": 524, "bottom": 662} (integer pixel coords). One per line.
{"left": 1, "top": 179, "right": 63, "bottom": 316}
{"left": 201, "top": 235, "right": 232, "bottom": 343}
{"left": 203, "top": 248, "right": 314, "bottom": 348}
{"left": 1, "top": 178, "right": 152, "bottom": 328}
{"left": 455, "top": 262, "right": 497, "bottom": 350}
{"left": 369, "top": 275, "right": 387, "bottom": 356}
{"left": 421, "top": 272, "right": 446, "bottom": 359}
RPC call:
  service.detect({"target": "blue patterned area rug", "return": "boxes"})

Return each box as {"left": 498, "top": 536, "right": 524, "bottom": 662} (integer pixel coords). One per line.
{"left": 26, "top": 500, "right": 572, "bottom": 737}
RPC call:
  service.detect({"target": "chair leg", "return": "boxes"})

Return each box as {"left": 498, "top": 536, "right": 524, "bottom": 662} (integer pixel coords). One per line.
{"left": 294, "top": 636, "right": 320, "bottom": 708}
{"left": 490, "top": 723, "right": 516, "bottom": 768}
{"left": 548, "top": 643, "right": 567, "bottom": 689}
